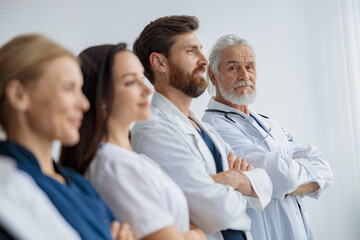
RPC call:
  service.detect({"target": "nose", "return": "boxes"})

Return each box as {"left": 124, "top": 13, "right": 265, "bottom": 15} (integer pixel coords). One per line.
{"left": 141, "top": 80, "right": 153, "bottom": 97}
{"left": 198, "top": 51, "right": 209, "bottom": 67}
{"left": 79, "top": 91, "right": 90, "bottom": 112}
{"left": 238, "top": 66, "right": 250, "bottom": 80}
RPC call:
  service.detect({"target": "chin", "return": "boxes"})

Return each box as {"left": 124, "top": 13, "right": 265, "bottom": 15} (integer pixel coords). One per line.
{"left": 136, "top": 113, "right": 151, "bottom": 122}
{"left": 60, "top": 134, "right": 80, "bottom": 147}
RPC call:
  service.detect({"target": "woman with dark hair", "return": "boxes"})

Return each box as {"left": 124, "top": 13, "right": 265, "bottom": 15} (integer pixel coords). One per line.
{"left": 61, "top": 44, "right": 206, "bottom": 240}
{"left": 0, "top": 34, "right": 134, "bottom": 240}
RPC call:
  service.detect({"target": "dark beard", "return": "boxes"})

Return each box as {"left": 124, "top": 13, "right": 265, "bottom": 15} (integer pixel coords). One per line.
{"left": 169, "top": 61, "right": 207, "bottom": 98}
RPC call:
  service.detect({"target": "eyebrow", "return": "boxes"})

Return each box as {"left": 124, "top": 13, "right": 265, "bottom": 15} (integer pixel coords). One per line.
{"left": 184, "top": 45, "right": 203, "bottom": 50}
{"left": 120, "top": 73, "right": 139, "bottom": 78}
{"left": 226, "top": 60, "right": 255, "bottom": 65}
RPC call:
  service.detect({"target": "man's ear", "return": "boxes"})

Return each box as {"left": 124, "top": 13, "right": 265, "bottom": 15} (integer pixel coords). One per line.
{"left": 5, "top": 79, "right": 29, "bottom": 112}
{"left": 149, "top": 52, "right": 168, "bottom": 73}
{"left": 208, "top": 68, "right": 218, "bottom": 86}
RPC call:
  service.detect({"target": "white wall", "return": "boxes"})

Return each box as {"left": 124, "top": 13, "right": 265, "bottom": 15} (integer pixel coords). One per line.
{"left": 1, "top": 0, "right": 359, "bottom": 239}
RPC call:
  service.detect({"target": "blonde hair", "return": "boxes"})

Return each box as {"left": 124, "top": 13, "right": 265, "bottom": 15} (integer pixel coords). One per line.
{"left": 0, "top": 34, "right": 74, "bottom": 133}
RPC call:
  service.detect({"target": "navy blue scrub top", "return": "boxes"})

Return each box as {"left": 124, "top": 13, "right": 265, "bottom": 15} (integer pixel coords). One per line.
{"left": 195, "top": 128, "right": 247, "bottom": 240}
{"left": 0, "top": 141, "right": 114, "bottom": 239}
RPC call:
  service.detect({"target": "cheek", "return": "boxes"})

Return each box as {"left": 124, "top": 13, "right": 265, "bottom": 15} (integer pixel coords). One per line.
{"left": 222, "top": 76, "right": 236, "bottom": 91}
{"left": 26, "top": 97, "right": 66, "bottom": 138}
{"left": 111, "top": 90, "right": 137, "bottom": 118}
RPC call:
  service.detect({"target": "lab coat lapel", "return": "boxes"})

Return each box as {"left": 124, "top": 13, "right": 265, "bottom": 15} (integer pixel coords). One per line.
{"left": 190, "top": 113, "right": 223, "bottom": 174}
{"left": 152, "top": 93, "right": 218, "bottom": 174}
{"left": 200, "top": 122, "right": 229, "bottom": 172}
{"left": 249, "top": 110, "right": 280, "bottom": 152}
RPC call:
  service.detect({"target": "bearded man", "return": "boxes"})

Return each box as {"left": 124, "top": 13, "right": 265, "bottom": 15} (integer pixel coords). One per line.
{"left": 202, "top": 34, "right": 333, "bottom": 240}
{"left": 131, "top": 16, "right": 273, "bottom": 240}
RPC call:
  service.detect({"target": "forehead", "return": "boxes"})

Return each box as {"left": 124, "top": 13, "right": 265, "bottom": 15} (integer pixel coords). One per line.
{"left": 219, "top": 45, "right": 255, "bottom": 64}
{"left": 112, "top": 51, "right": 144, "bottom": 77}
{"left": 171, "top": 32, "right": 202, "bottom": 51}
{"left": 40, "top": 56, "right": 81, "bottom": 82}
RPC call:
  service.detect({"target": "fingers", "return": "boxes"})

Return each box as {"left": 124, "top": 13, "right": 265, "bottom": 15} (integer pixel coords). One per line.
{"left": 110, "top": 222, "right": 135, "bottom": 240}
{"left": 233, "top": 157, "right": 247, "bottom": 171}
{"left": 246, "top": 163, "right": 253, "bottom": 171}
{"left": 118, "top": 223, "right": 133, "bottom": 240}
{"left": 110, "top": 221, "right": 120, "bottom": 239}
{"left": 228, "top": 152, "right": 253, "bottom": 171}
{"left": 240, "top": 158, "right": 247, "bottom": 171}
{"left": 227, "top": 152, "right": 234, "bottom": 169}
{"left": 233, "top": 157, "right": 241, "bottom": 170}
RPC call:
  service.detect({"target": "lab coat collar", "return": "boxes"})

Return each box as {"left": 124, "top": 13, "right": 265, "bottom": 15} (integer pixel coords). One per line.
{"left": 207, "top": 98, "right": 273, "bottom": 149}
{"left": 151, "top": 91, "right": 196, "bottom": 135}
{"left": 207, "top": 98, "right": 252, "bottom": 121}
{"left": 207, "top": 98, "right": 271, "bottom": 132}
{"left": 151, "top": 92, "right": 223, "bottom": 173}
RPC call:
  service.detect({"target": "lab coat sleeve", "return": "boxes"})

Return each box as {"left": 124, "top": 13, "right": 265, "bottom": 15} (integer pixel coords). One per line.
{"left": 205, "top": 123, "right": 272, "bottom": 210}
{"left": 211, "top": 123, "right": 321, "bottom": 200}
{"left": 86, "top": 154, "right": 174, "bottom": 239}
{"left": 290, "top": 141, "right": 333, "bottom": 199}
{"left": 131, "top": 123, "right": 253, "bottom": 234}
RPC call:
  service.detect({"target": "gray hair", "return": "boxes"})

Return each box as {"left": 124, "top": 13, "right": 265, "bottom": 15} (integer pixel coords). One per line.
{"left": 206, "top": 34, "right": 256, "bottom": 96}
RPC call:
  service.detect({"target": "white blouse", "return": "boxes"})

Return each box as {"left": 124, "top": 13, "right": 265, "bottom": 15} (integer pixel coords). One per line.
{"left": 85, "top": 143, "right": 189, "bottom": 239}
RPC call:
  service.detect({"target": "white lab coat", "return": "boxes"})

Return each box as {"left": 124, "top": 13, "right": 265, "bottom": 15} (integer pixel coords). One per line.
{"left": 131, "top": 92, "right": 272, "bottom": 240}
{"left": 202, "top": 98, "right": 334, "bottom": 240}
{"left": 85, "top": 143, "right": 189, "bottom": 239}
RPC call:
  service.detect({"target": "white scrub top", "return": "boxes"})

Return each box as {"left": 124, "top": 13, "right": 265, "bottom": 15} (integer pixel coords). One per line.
{"left": 131, "top": 92, "right": 272, "bottom": 240}
{"left": 0, "top": 156, "right": 81, "bottom": 240}
{"left": 202, "top": 98, "right": 334, "bottom": 240}
{"left": 85, "top": 142, "right": 189, "bottom": 239}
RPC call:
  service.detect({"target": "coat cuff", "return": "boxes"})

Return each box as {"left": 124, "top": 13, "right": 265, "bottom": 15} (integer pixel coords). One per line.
{"left": 242, "top": 168, "right": 272, "bottom": 211}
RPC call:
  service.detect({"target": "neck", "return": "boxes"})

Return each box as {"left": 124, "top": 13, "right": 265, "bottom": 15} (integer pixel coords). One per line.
{"left": 106, "top": 117, "right": 132, "bottom": 151}
{"left": 155, "top": 83, "right": 192, "bottom": 117}
{"left": 7, "top": 125, "right": 55, "bottom": 176}
{"left": 214, "top": 95, "right": 250, "bottom": 115}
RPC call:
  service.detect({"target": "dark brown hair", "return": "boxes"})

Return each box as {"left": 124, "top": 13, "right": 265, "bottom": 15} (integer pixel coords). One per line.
{"left": 133, "top": 15, "right": 199, "bottom": 84}
{"left": 60, "top": 43, "right": 127, "bottom": 174}
{"left": 0, "top": 34, "right": 73, "bottom": 134}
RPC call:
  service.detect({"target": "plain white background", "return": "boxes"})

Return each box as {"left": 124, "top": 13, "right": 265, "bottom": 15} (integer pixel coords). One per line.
{"left": 1, "top": 0, "right": 359, "bottom": 239}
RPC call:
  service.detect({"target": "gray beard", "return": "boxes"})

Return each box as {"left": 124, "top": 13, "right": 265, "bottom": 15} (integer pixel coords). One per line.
{"left": 217, "top": 78, "right": 257, "bottom": 105}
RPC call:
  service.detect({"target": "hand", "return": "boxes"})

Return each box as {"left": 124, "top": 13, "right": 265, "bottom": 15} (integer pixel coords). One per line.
{"left": 186, "top": 223, "right": 207, "bottom": 240}
{"left": 227, "top": 152, "right": 252, "bottom": 171}
{"left": 210, "top": 152, "right": 251, "bottom": 189}
{"left": 110, "top": 221, "right": 136, "bottom": 240}
{"left": 211, "top": 170, "right": 240, "bottom": 189}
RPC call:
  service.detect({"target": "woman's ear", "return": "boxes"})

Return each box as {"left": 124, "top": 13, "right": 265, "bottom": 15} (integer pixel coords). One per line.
{"left": 149, "top": 52, "right": 167, "bottom": 73}
{"left": 208, "top": 68, "right": 217, "bottom": 86}
{"left": 5, "top": 79, "right": 29, "bottom": 112}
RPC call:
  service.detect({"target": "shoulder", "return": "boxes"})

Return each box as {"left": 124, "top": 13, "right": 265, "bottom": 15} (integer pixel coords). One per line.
{"left": 90, "top": 144, "right": 162, "bottom": 182}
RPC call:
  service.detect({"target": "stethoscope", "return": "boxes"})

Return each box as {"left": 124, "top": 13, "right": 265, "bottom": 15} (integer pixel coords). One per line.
{"left": 205, "top": 109, "right": 272, "bottom": 145}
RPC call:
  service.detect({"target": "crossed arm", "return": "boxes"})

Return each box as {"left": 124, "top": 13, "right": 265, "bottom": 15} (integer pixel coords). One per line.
{"left": 211, "top": 152, "right": 319, "bottom": 198}
{"left": 211, "top": 152, "right": 258, "bottom": 198}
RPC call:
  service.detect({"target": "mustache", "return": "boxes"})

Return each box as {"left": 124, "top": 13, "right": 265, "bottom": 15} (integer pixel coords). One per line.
{"left": 193, "top": 66, "right": 206, "bottom": 74}
{"left": 233, "top": 80, "right": 253, "bottom": 88}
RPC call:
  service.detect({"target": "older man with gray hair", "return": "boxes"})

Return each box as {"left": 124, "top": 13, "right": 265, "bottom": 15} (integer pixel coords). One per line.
{"left": 202, "top": 34, "right": 333, "bottom": 240}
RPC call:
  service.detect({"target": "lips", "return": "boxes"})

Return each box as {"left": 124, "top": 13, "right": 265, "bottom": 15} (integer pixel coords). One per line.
{"left": 193, "top": 66, "right": 206, "bottom": 75}
{"left": 139, "top": 100, "right": 150, "bottom": 107}
{"left": 69, "top": 117, "right": 83, "bottom": 128}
